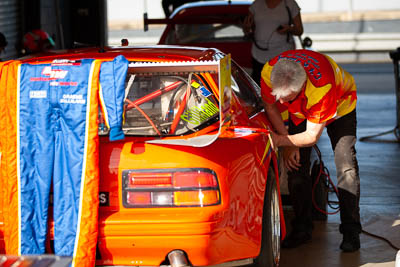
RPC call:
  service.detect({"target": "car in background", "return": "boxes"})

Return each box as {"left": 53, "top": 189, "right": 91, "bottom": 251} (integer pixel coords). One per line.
{"left": 144, "top": 0, "right": 312, "bottom": 72}
{"left": 144, "top": 0, "right": 253, "bottom": 70}
{"left": 0, "top": 45, "right": 284, "bottom": 267}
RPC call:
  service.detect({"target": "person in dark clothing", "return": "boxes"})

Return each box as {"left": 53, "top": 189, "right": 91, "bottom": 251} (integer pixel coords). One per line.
{"left": 0, "top": 32, "right": 8, "bottom": 59}
{"left": 22, "top": 29, "right": 55, "bottom": 55}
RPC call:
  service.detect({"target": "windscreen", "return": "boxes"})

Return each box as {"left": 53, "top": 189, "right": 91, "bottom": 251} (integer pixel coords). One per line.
{"left": 165, "top": 15, "right": 246, "bottom": 44}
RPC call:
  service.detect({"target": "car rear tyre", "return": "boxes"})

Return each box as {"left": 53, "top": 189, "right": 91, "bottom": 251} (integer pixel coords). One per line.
{"left": 253, "top": 168, "right": 280, "bottom": 267}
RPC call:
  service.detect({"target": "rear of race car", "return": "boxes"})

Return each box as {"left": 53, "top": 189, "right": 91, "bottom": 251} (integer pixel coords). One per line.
{"left": 96, "top": 140, "right": 258, "bottom": 266}
{"left": 0, "top": 49, "right": 281, "bottom": 266}
{"left": 94, "top": 57, "right": 278, "bottom": 266}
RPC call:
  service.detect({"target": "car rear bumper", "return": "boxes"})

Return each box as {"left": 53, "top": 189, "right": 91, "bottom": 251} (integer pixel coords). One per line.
{"left": 96, "top": 213, "right": 259, "bottom": 266}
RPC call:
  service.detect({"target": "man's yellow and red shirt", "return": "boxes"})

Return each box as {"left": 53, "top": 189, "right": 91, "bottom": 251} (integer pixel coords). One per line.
{"left": 261, "top": 49, "right": 357, "bottom": 126}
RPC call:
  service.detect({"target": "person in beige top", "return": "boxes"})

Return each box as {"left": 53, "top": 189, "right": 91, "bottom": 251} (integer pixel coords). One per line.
{"left": 243, "top": 0, "right": 304, "bottom": 85}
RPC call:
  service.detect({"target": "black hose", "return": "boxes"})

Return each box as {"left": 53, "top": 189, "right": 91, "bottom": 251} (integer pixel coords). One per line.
{"left": 361, "top": 229, "right": 400, "bottom": 251}
{"left": 359, "top": 126, "right": 400, "bottom": 143}
{"left": 312, "top": 145, "right": 400, "bottom": 252}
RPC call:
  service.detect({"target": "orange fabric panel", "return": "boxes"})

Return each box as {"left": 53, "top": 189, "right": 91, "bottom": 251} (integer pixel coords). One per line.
{"left": 1, "top": 61, "right": 21, "bottom": 254}
{"left": 71, "top": 60, "right": 101, "bottom": 267}
{"left": 0, "top": 61, "right": 10, "bottom": 253}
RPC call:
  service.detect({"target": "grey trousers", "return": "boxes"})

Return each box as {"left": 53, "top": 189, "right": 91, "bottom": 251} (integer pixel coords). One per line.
{"left": 287, "top": 109, "right": 361, "bottom": 234}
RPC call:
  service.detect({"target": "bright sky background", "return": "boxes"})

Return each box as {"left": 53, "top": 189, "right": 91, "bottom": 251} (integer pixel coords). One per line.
{"left": 108, "top": 0, "right": 163, "bottom": 21}
{"left": 107, "top": 0, "right": 400, "bottom": 21}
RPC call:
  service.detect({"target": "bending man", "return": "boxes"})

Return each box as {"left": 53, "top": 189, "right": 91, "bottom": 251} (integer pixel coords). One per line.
{"left": 261, "top": 49, "right": 361, "bottom": 252}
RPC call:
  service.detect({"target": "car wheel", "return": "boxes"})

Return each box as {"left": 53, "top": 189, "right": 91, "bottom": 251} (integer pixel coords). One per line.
{"left": 253, "top": 168, "right": 280, "bottom": 267}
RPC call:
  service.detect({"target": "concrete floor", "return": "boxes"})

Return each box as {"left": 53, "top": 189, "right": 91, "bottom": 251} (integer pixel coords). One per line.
{"left": 280, "top": 63, "right": 400, "bottom": 267}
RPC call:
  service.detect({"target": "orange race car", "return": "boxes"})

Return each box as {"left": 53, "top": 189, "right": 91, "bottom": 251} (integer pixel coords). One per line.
{"left": 0, "top": 45, "right": 284, "bottom": 267}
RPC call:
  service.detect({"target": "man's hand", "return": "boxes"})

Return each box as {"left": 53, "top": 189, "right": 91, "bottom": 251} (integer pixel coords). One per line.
{"left": 268, "top": 128, "right": 300, "bottom": 171}
{"left": 283, "top": 146, "right": 301, "bottom": 171}
{"left": 242, "top": 14, "right": 254, "bottom": 36}
{"left": 268, "top": 128, "right": 280, "bottom": 151}
{"left": 276, "top": 24, "right": 291, "bottom": 35}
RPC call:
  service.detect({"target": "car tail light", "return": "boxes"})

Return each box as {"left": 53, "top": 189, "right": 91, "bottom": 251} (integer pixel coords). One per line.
{"left": 127, "top": 172, "right": 172, "bottom": 188}
{"left": 122, "top": 168, "right": 220, "bottom": 208}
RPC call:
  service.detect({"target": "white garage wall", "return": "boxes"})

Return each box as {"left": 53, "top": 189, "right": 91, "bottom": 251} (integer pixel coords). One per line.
{"left": 107, "top": 0, "right": 400, "bottom": 29}
{"left": 108, "top": 0, "right": 163, "bottom": 21}
{"left": 296, "top": 0, "right": 400, "bottom": 13}
{"left": 107, "top": 0, "right": 400, "bottom": 20}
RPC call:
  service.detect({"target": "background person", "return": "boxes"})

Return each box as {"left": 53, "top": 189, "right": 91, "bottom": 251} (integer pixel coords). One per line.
{"left": 261, "top": 49, "right": 361, "bottom": 252}
{"left": 20, "top": 29, "right": 55, "bottom": 56}
{"left": 243, "top": 0, "right": 304, "bottom": 85}
{"left": 0, "top": 32, "right": 8, "bottom": 60}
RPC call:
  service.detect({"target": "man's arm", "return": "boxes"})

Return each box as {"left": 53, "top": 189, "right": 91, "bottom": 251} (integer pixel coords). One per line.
{"left": 272, "top": 120, "right": 326, "bottom": 148}
{"left": 277, "top": 13, "right": 304, "bottom": 36}
{"left": 264, "top": 102, "right": 288, "bottom": 135}
{"left": 265, "top": 102, "right": 302, "bottom": 171}
{"left": 290, "top": 13, "right": 304, "bottom": 36}
{"left": 242, "top": 11, "right": 254, "bottom": 37}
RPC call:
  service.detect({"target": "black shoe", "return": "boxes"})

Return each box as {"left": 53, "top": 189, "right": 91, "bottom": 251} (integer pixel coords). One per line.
{"left": 281, "top": 230, "right": 311, "bottom": 248}
{"left": 340, "top": 232, "right": 360, "bottom": 252}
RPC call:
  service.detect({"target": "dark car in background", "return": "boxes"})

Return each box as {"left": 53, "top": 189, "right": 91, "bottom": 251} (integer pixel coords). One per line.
{"left": 144, "top": 0, "right": 253, "bottom": 70}
{"left": 144, "top": 0, "right": 312, "bottom": 72}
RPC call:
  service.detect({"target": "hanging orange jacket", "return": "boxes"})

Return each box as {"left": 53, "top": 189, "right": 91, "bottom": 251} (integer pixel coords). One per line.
{"left": 260, "top": 49, "right": 357, "bottom": 126}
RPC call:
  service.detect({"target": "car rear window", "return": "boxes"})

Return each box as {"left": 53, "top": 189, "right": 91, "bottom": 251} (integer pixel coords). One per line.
{"left": 99, "top": 71, "right": 220, "bottom": 137}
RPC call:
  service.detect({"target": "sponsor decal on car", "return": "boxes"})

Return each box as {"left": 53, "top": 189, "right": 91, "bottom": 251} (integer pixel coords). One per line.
{"left": 180, "top": 98, "right": 219, "bottom": 125}
{"left": 49, "top": 192, "right": 110, "bottom": 206}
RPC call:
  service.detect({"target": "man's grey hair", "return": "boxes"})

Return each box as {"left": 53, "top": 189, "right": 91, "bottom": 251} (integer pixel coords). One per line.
{"left": 270, "top": 58, "right": 307, "bottom": 100}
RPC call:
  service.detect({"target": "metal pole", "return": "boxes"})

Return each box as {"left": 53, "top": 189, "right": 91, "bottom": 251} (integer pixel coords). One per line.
{"left": 348, "top": 0, "right": 353, "bottom": 19}
{"left": 318, "top": 0, "right": 322, "bottom": 12}
{"left": 394, "top": 54, "right": 400, "bottom": 133}
{"left": 54, "top": 0, "right": 65, "bottom": 49}
{"left": 395, "top": 60, "right": 400, "bottom": 138}
{"left": 389, "top": 48, "right": 400, "bottom": 140}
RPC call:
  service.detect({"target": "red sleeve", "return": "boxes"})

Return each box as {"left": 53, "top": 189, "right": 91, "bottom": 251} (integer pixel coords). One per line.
{"left": 260, "top": 72, "right": 276, "bottom": 104}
